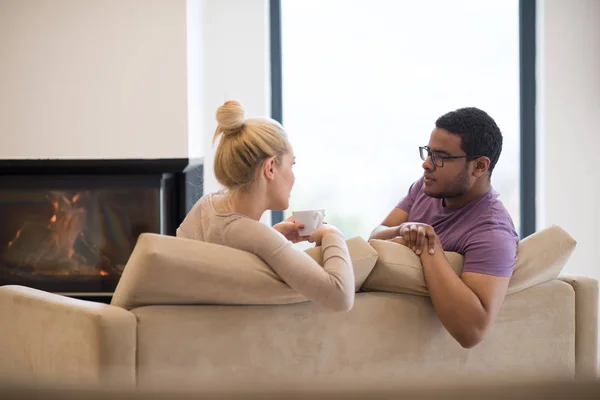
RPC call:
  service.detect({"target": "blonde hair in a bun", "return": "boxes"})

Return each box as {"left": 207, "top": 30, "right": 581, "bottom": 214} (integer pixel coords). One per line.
{"left": 214, "top": 100, "right": 245, "bottom": 138}
{"left": 212, "top": 100, "right": 290, "bottom": 193}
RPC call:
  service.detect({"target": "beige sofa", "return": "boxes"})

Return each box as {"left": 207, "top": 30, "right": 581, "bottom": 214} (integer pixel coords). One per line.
{"left": 0, "top": 226, "right": 597, "bottom": 390}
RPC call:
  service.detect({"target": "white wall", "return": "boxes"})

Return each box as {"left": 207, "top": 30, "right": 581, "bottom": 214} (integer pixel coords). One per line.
{"left": 198, "top": 0, "right": 271, "bottom": 194}
{"left": 537, "top": 0, "right": 600, "bottom": 279}
{"left": 194, "top": 0, "right": 271, "bottom": 223}
{"left": 0, "top": 0, "right": 269, "bottom": 172}
{"left": 0, "top": 0, "right": 189, "bottom": 159}
{"left": 186, "top": 0, "right": 204, "bottom": 160}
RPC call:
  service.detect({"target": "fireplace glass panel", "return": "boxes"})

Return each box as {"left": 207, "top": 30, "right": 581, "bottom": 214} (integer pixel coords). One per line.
{"left": 0, "top": 188, "right": 160, "bottom": 293}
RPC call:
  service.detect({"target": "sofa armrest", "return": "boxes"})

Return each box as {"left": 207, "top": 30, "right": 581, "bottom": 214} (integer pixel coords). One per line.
{"left": 558, "top": 275, "right": 599, "bottom": 379}
{"left": 0, "top": 285, "right": 137, "bottom": 387}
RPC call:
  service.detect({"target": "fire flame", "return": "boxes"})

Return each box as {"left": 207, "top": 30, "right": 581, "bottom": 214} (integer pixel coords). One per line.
{"left": 5, "top": 191, "right": 112, "bottom": 277}
{"left": 7, "top": 229, "right": 22, "bottom": 248}
{"left": 46, "top": 193, "right": 86, "bottom": 260}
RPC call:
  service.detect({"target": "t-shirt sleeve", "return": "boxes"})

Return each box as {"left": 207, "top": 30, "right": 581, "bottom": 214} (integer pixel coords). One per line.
{"left": 224, "top": 219, "right": 355, "bottom": 311}
{"left": 396, "top": 177, "right": 423, "bottom": 213}
{"left": 462, "top": 227, "right": 518, "bottom": 277}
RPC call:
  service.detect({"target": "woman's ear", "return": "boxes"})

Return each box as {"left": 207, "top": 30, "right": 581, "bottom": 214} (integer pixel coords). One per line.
{"left": 263, "top": 157, "right": 276, "bottom": 181}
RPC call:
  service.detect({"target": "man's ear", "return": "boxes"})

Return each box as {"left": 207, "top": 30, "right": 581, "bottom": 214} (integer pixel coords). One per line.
{"left": 472, "top": 156, "right": 491, "bottom": 178}
{"left": 263, "top": 157, "right": 276, "bottom": 181}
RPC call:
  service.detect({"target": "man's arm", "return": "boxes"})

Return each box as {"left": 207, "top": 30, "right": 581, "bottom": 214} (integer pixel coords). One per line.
{"left": 369, "top": 208, "right": 409, "bottom": 241}
{"left": 371, "top": 178, "right": 422, "bottom": 241}
{"left": 420, "top": 246, "right": 510, "bottom": 348}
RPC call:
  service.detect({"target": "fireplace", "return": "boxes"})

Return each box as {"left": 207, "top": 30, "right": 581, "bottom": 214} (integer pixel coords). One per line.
{"left": 0, "top": 159, "right": 202, "bottom": 298}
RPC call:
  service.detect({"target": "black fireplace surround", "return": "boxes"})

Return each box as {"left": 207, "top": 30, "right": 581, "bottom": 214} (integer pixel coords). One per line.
{"left": 0, "top": 159, "right": 202, "bottom": 297}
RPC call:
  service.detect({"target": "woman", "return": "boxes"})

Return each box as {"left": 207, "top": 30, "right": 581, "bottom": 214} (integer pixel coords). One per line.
{"left": 176, "top": 101, "right": 355, "bottom": 311}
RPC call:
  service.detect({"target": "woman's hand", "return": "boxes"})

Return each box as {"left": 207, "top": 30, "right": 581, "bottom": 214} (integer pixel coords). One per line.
{"left": 273, "top": 216, "right": 311, "bottom": 243}
{"left": 308, "top": 224, "right": 343, "bottom": 246}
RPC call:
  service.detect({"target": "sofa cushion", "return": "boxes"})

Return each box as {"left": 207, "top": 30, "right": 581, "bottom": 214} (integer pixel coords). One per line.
{"left": 111, "top": 234, "right": 378, "bottom": 310}
{"left": 362, "top": 225, "right": 577, "bottom": 296}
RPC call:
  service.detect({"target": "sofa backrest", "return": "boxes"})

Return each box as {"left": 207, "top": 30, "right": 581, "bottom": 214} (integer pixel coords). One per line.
{"left": 112, "top": 225, "right": 577, "bottom": 310}
{"left": 364, "top": 225, "right": 577, "bottom": 296}
{"left": 111, "top": 235, "right": 379, "bottom": 310}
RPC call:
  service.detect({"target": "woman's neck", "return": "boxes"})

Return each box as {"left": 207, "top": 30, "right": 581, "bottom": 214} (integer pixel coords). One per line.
{"left": 227, "top": 189, "right": 268, "bottom": 221}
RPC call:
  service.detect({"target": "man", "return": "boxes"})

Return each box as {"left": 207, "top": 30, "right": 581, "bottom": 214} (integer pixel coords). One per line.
{"left": 369, "top": 107, "right": 518, "bottom": 349}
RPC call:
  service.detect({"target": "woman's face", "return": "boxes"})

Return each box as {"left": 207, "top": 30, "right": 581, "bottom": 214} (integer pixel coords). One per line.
{"left": 269, "top": 147, "right": 296, "bottom": 210}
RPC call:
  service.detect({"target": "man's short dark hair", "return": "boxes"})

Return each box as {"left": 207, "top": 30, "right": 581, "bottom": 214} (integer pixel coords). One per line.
{"left": 435, "top": 107, "right": 503, "bottom": 173}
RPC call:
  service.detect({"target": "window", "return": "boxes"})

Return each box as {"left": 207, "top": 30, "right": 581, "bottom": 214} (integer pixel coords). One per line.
{"left": 278, "top": 0, "right": 521, "bottom": 244}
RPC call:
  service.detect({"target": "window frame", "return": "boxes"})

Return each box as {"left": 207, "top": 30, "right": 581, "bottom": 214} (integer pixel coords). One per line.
{"left": 269, "top": 0, "right": 284, "bottom": 225}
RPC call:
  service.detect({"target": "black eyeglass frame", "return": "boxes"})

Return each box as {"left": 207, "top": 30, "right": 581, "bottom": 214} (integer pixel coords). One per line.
{"left": 419, "top": 146, "right": 481, "bottom": 168}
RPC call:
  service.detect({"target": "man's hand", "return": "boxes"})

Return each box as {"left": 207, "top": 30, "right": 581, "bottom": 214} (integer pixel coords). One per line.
{"left": 388, "top": 222, "right": 441, "bottom": 255}
{"left": 273, "top": 216, "right": 310, "bottom": 243}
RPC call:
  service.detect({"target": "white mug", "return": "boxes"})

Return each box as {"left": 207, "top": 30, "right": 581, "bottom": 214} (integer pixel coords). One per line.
{"left": 292, "top": 209, "right": 326, "bottom": 236}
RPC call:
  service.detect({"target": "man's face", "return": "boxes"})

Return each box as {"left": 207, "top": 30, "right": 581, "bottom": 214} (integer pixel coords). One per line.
{"left": 421, "top": 128, "right": 473, "bottom": 199}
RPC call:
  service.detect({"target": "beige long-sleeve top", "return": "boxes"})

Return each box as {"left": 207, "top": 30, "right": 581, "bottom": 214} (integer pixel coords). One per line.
{"left": 176, "top": 192, "right": 355, "bottom": 311}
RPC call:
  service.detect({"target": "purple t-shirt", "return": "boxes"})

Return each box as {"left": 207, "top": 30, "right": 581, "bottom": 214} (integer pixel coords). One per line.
{"left": 397, "top": 177, "right": 519, "bottom": 277}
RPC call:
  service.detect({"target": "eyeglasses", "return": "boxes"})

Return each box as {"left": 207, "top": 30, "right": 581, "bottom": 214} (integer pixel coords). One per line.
{"left": 419, "top": 146, "right": 471, "bottom": 168}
